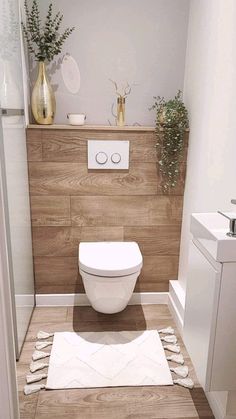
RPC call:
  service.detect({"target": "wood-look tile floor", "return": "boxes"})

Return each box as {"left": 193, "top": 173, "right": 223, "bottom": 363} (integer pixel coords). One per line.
{"left": 17, "top": 305, "right": 214, "bottom": 419}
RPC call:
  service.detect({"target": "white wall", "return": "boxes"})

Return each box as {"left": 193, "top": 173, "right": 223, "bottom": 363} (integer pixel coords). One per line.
{"left": 29, "top": 0, "right": 190, "bottom": 125}
{"left": 179, "top": 0, "right": 236, "bottom": 292}
{"left": 179, "top": 1, "right": 236, "bottom": 417}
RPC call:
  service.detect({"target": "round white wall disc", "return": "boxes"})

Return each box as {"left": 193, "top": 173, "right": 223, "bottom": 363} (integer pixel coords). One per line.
{"left": 61, "top": 55, "right": 81, "bottom": 94}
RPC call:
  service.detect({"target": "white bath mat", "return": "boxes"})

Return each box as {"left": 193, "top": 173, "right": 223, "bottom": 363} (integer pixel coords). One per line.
{"left": 46, "top": 330, "right": 173, "bottom": 389}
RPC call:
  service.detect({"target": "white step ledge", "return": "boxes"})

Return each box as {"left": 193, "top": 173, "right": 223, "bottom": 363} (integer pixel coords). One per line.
{"left": 168, "top": 280, "right": 186, "bottom": 336}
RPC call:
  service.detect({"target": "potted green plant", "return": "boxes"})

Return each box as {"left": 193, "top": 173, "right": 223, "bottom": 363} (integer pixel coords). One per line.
{"left": 22, "top": 0, "right": 75, "bottom": 124}
{"left": 151, "top": 90, "right": 189, "bottom": 192}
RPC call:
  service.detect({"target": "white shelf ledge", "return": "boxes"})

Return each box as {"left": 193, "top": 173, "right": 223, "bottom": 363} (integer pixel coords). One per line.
{"left": 27, "top": 124, "right": 155, "bottom": 132}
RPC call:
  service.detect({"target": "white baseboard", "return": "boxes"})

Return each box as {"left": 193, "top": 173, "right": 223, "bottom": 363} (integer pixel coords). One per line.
{"left": 36, "top": 292, "right": 169, "bottom": 307}
{"left": 205, "top": 391, "right": 227, "bottom": 419}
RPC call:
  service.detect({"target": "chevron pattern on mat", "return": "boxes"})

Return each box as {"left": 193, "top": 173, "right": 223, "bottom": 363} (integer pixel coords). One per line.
{"left": 46, "top": 330, "right": 173, "bottom": 389}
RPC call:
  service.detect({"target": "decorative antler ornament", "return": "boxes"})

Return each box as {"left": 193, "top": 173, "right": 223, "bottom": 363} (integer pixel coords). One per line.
{"left": 109, "top": 79, "right": 132, "bottom": 99}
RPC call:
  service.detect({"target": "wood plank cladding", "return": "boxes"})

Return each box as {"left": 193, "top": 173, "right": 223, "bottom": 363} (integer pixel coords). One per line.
{"left": 30, "top": 196, "right": 71, "bottom": 226}
{"left": 70, "top": 196, "right": 183, "bottom": 226}
{"left": 124, "top": 226, "right": 181, "bottom": 256}
{"left": 29, "top": 163, "right": 158, "bottom": 196}
{"left": 27, "top": 127, "right": 188, "bottom": 294}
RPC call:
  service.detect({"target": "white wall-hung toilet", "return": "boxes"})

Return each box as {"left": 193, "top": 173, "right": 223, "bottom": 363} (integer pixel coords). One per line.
{"left": 79, "top": 242, "right": 143, "bottom": 314}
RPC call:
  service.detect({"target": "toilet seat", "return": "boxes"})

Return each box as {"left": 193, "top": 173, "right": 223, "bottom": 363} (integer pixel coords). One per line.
{"left": 79, "top": 242, "right": 143, "bottom": 313}
{"left": 79, "top": 242, "right": 143, "bottom": 277}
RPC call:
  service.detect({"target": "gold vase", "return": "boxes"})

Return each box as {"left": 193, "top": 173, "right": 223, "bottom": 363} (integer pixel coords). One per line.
{"left": 31, "top": 61, "right": 56, "bottom": 125}
{"left": 117, "top": 97, "right": 125, "bottom": 126}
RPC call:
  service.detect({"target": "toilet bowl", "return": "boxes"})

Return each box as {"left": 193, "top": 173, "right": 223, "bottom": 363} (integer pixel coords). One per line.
{"left": 79, "top": 242, "right": 143, "bottom": 314}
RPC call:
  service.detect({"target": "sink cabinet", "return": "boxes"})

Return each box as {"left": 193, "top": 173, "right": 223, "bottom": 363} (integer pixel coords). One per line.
{"left": 184, "top": 217, "right": 236, "bottom": 392}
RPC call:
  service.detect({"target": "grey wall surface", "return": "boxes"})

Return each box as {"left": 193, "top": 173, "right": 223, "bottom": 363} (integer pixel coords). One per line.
{"left": 29, "top": 0, "right": 190, "bottom": 125}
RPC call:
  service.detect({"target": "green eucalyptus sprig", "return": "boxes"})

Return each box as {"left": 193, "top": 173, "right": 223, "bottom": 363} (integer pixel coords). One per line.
{"left": 22, "top": 0, "right": 75, "bottom": 62}
{"left": 150, "top": 90, "right": 189, "bottom": 192}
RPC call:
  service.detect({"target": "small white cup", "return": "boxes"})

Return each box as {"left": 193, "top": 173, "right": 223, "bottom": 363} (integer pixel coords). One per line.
{"left": 67, "top": 113, "right": 86, "bottom": 125}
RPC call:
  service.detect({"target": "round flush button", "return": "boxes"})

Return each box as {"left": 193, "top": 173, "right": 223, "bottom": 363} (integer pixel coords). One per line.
{"left": 111, "top": 153, "right": 121, "bottom": 164}
{"left": 96, "top": 152, "right": 108, "bottom": 165}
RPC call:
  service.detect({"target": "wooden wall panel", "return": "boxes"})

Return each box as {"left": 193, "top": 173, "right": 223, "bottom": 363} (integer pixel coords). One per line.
{"left": 136, "top": 256, "right": 179, "bottom": 292}
{"left": 29, "top": 162, "right": 158, "bottom": 196}
{"left": 71, "top": 196, "right": 183, "bottom": 227}
{"left": 34, "top": 256, "right": 78, "bottom": 287}
{"left": 42, "top": 132, "right": 87, "bottom": 163}
{"left": 27, "top": 127, "right": 188, "bottom": 294}
{"left": 26, "top": 129, "right": 42, "bottom": 161}
{"left": 40, "top": 130, "right": 157, "bottom": 163}
{"left": 31, "top": 196, "right": 71, "bottom": 226}
{"left": 81, "top": 227, "right": 124, "bottom": 242}
{"left": 32, "top": 227, "right": 81, "bottom": 257}
{"left": 124, "top": 226, "right": 181, "bottom": 255}
{"left": 32, "top": 226, "right": 124, "bottom": 257}
{"left": 27, "top": 140, "right": 43, "bottom": 161}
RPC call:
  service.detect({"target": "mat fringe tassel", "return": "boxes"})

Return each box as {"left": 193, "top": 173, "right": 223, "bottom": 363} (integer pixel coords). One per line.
{"left": 30, "top": 361, "right": 49, "bottom": 373}
{"left": 173, "top": 378, "right": 194, "bottom": 389}
{"left": 158, "top": 327, "right": 175, "bottom": 335}
{"left": 24, "top": 384, "right": 46, "bottom": 395}
{"left": 166, "top": 354, "right": 184, "bottom": 365}
{"left": 160, "top": 326, "right": 194, "bottom": 389}
{"left": 161, "top": 335, "right": 177, "bottom": 344}
{"left": 170, "top": 366, "right": 189, "bottom": 378}
{"left": 26, "top": 373, "right": 48, "bottom": 384}
{"left": 32, "top": 350, "right": 51, "bottom": 361}
{"left": 35, "top": 341, "right": 53, "bottom": 350}
{"left": 163, "top": 344, "right": 180, "bottom": 353}
{"left": 24, "top": 330, "right": 54, "bottom": 394}
{"left": 37, "top": 331, "right": 54, "bottom": 340}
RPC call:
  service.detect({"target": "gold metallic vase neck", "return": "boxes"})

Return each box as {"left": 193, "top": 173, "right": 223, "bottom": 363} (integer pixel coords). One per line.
{"left": 37, "top": 61, "right": 47, "bottom": 79}
{"left": 117, "top": 96, "right": 125, "bottom": 126}
{"left": 38, "top": 61, "right": 46, "bottom": 70}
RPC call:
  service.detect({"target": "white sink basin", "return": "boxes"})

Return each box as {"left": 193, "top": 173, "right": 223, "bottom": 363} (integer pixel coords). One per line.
{"left": 191, "top": 212, "right": 236, "bottom": 262}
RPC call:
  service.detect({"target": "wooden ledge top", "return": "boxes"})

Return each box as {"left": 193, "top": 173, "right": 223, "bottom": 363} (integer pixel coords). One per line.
{"left": 27, "top": 124, "right": 155, "bottom": 132}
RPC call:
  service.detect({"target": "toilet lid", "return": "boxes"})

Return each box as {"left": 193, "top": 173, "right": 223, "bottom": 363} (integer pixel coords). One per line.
{"left": 79, "top": 242, "right": 143, "bottom": 277}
